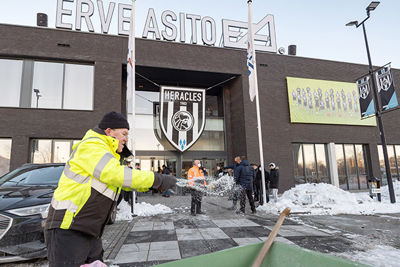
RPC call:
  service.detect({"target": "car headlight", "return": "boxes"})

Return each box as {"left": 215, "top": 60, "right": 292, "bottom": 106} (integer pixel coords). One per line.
{"left": 7, "top": 204, "right": 50, "bottom": 218}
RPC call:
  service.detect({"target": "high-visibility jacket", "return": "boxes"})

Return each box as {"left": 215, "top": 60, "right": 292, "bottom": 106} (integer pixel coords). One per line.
{"left": 45, "top": 128, "right": 154, "bottom": 237}
{"left": 187, "top": 166, "right": 206, "bottom": 186}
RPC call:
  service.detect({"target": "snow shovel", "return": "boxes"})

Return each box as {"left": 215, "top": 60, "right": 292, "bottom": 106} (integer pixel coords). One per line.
{"left": 252, "top": 207, "right": 291, "bottom": 267}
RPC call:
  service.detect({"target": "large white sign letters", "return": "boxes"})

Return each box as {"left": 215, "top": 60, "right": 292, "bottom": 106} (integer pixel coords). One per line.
{"left": 55, "top": 0, "right": 277, "bottom": 52}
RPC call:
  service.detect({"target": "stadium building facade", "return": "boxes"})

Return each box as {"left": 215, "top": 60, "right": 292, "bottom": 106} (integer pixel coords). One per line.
{"left": 0, "top": 23, "right": 399, "bottom": 191}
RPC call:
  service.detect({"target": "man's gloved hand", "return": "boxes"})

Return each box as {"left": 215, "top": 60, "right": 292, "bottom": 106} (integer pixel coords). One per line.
{"left": 152, "top": 173, "right": 177, "bottom": 192}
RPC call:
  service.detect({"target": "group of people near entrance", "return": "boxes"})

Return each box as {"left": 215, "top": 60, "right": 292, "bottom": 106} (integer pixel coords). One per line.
{"left": 224, "top": 156, "right": 280, "bottom": 214}
{"left": 186, "top": 156, "right": 280, "bottom": 217}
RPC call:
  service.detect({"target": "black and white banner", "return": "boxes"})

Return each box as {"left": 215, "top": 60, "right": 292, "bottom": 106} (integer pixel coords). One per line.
{"left": 375, "top": 65, "right": 398, "bottom": 111}
{"left": 160, "top": 86, "right": 206, "bottom": 152}
{"left": 357, "top": 75, "right": 375, "bottom": 118}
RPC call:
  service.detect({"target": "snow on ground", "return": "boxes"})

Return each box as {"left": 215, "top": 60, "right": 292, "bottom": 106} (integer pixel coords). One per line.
{"left": 258, "top": 181, "right": 400, "bottom": 215}
{"left": 116, "top": 201, "right": 173, "bottom": 221}
{"left": 335, "top": 245, "right": 400, "bottom": 267}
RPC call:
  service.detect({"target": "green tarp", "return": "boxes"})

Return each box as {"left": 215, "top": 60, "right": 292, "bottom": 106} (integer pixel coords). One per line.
{"left": 156, "top": 241, "right": 368, "bottom": 267}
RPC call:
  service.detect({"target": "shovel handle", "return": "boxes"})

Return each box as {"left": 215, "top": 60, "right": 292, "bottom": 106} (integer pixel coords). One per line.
{"left": 252, "top": 208, "right": 291, "bottom": 267}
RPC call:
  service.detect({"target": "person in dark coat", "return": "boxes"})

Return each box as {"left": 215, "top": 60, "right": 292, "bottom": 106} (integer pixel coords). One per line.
{"left": 252, "top": 164, "right": 269, "bottom": 204}
{"left": 268, "top": 162, "right": 279, "bottom": 202}
{"left": 216, "top": 165, "right": 224, "bottom": 177}
{"left": 162, "top": 165, "right": 170, "bottom": 174}
{"left": 251, "top": 164, "right": 260, "bottom": 201}
{"left": 200, "top": 166, "right": 208, "bottom": 177}
{"left": 234, "top": 157, "right": 256, "bottom": 214}
{"left": 162, "top": 165, "right": 171, "bottom": 197}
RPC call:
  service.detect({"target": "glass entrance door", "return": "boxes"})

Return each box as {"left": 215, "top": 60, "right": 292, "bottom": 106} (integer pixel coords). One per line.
{"left": 182, "top": 158, "right": 226, "bottom": 178}
{"left": 136, "top": 156, "right": 176, "bottom": 176}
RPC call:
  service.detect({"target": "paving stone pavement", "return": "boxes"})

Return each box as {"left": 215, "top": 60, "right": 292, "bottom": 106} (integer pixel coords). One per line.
{"left": 107, "top": 193, "right": 336, "bottom": 266}
{"left": 6, "top": 193, "right": 392, "bottom": 267}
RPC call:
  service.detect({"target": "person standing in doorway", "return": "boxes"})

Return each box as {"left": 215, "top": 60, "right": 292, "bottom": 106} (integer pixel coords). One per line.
{"left": 187, "top": 160, "right": 206, "bottom": 216}
{"left": 216, "top": 165, "right": 224, "bottom": 177}
{"left": 269, "top": 162, "right": 279, "bottom": 202}
{"left": 162, "top": 165, "right": 172, "bottom": 197}
{"left": 135, "top": 163, "right": 141, "bottom": 170}
{"left": 251, "top": 164, "right": 260, "bottom": 202}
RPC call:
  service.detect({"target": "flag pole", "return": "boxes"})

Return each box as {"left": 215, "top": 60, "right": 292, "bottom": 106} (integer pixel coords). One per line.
{"left": 127, "top": 0, "right": 136, "bottom": 214}
{"left": 248, "top": 0, "right": 267, "bottom": 205}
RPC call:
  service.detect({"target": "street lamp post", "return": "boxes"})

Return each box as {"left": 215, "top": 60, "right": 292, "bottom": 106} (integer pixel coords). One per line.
{"left": 347, "top": 1, "right": 396, "bottom": 203}
{"left": 33, "top": 88, "right": 41, "bottom": 108}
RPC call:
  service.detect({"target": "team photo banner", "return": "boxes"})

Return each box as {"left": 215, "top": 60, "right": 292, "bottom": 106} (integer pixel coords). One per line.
{"left": 287, "top": 77, "right": 376, "bottom": 126}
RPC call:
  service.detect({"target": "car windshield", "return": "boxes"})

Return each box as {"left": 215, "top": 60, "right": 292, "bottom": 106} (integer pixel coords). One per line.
{"left": 0, "top": 166, "right": 64, "bottom": 187}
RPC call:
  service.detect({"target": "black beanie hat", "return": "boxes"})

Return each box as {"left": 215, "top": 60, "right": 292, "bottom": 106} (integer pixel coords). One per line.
{"left": 99, "top": 111, "right": 130, "bottom": 130}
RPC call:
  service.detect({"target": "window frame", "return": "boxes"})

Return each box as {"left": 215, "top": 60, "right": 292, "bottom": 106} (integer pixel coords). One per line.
{"left": 292, "top": 143, "right": 330, "bottom": 184}
{"left": 30, "top": 139, "right": 80, "bottom": 163}
{"left": 0, "top": 57, "right": 94, "bottom": 111}
{"left": 336, "top": 143, "right": 369, "bottom": 190}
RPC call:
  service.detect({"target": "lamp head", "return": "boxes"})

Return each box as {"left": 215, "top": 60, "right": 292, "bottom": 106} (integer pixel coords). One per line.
{"left": 33, "top": 89, "right": 40, "bottom": 93}
{"left": 366, "top": 1, "right": 380, "bottom": 15}
{"left": 346, "top": 21, "right": 358, "bottom": 27}
{"left": 366, "top": 1, "right": 380, "bottom": 11}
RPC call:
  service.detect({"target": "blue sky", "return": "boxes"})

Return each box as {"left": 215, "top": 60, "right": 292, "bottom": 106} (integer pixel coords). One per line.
{"left": 1, "top": 0, "right": 399, "bottom": 68}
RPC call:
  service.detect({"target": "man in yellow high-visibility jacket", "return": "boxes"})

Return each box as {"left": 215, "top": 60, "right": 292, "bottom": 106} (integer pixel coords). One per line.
{"left": 187, "top": 160, "right": 207, "bottom": 216}
{"left": 45, "top": 111, "right": 176, "bottom": 267}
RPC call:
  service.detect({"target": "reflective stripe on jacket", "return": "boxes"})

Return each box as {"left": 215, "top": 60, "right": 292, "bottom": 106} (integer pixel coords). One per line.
{"left": 45, "top": 128, "right": 155, "bottom": 237}
{"left": 187, "top": 166, "right": 206, "bottom": 186}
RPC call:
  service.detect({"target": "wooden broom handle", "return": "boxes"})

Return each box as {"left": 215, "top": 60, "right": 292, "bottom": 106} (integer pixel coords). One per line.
{"left": 252, "top": 208, "right": 291, "bottom": 267}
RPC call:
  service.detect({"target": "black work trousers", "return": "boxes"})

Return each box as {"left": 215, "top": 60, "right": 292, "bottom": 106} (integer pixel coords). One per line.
{"left": 190, "top": 189, "right": 203, "bottom": 214}
{"left": 45, "top": 228, "right": 103, "bottom": 267}
{"left": 254, "top": 180, "right": 261, "bottom": 201}
{"left": 239, "top": 188, "right": 256, "bottom": 213}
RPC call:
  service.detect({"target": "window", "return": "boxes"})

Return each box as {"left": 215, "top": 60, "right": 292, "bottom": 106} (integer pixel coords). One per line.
{"left": 63, "top": 64, "right": 94, "bottom": 110}
{"left": 31, "top": 139, "right": 80, "bottom": 163}
{"left": 355, "top": 145, "right": 368, "bottom": 189}
{"left": 292, "top": 143, "right": 329, "bottom": 184}
{"left": 32, "top": 62, "right": 64, "bottom": 108}
{"left": 0, "top": 59, "right": 23, "bottom": 107}
{"left": 0, "top": 58, "right": 94, "bottom": 110}
{"left": 315, "top": 144, "right": 329, "bottom": 183}
{"left": 303, "top": 144, "right": 317, "bottom": 180}
{"left": 0, "top": 138, "right": 12, "bottom": 176}
{"left": 0, "top": 165, "right": 64, "bottom": 187}
{"left": 345, "top": 144, "right": 358, "bottom": 190}
{"left": 292, "top": 144, "right": 304, "bottom": 184}
{"left": 377, "top": 144, "right": 400, "bottom": 185}
{"left": 336, "top": 144, "right": 368, "bottom": 190}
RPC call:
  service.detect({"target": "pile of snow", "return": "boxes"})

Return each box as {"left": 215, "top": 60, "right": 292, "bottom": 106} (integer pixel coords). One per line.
{"left": 116, "top": 201, "right": 173, "bottom": 221}
{"left": 258, "top": 181, "right": 400, "bottom": 215}
{"left": 336, "top": 245, "right": 400, "bottom": 267}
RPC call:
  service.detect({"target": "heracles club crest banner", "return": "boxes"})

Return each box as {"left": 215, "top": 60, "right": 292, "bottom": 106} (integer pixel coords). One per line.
{"left": 357, "top": 75, "right": 376, "bottom": 118}
{"left": 160, "top": 86, "right": 206, "bottom": 152}
{"left": 375, "top": 65, "right": 398, "bottom": 111}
